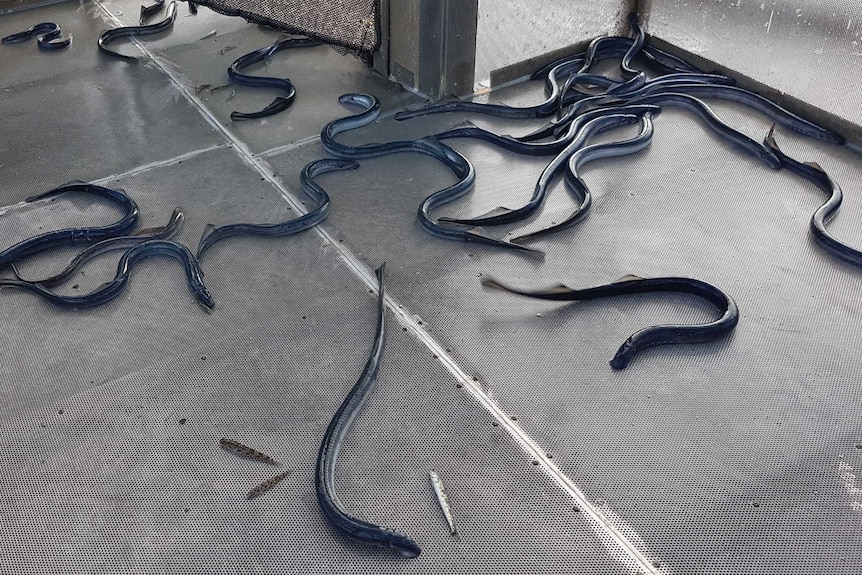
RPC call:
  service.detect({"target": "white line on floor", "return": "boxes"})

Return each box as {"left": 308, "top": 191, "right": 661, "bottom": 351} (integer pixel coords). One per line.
{"left": 91, "top": 143, "right": 230, "bottom": 185}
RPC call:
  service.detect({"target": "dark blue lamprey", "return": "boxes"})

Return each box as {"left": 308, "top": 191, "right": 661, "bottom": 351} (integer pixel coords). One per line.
{"left": 228, "top": 37, "right": 322, "bottom": 121}
{"left": 560, "top": 13, "right": 647, "bottom": 101}
{"left": 0, "top": 240, "right": 214, "bottom": 311}
{"left": 438, "top": 112, "right": 645, "bottom": 228}
{"left": 433, "top": 103, "right": 660, "bottom": 157}
{"left": 624, "top": 92, "right": 781, "bottom": 169}
{"left": 12, "top": 208, "right": 184, "bottom": 288}
{"left": 321, "top": 93, "right": 544, "bottom": 258}
{"left": 530, "top": 36, "right": 702, "bottom": 81}
{"left": 1, "top": 22, "right": 71, "bottom": 50}
{"left": 394, "top": 58, "right": 582, "bottom": 121}
{"left": 639, "top": 83, "right": 845, "bottom": 145}
{"left": 196, "top": 158, "right": 355, "bottom": 260}
{"left": 512, "top": 112, "right": 655, "bottom": 243}
{"left": 0, "top": 181, "right": 140, "bottom": 271}
{"left": 481, "top": 274, "right": 739, "bottom": 369}
{"left": 521, "top": 73, "right": 735, "bottom": 143}
{"left": 98, "top": 0, "right": 177, "bottom": 62}
{"left": 315, "top": 263, "right": 422, "bottom": 558}
{"left": 764, "top": 127, "right": 862, "bottom": 268}
{"left": 139, "top": 0, "right": 165, "bottom": 24}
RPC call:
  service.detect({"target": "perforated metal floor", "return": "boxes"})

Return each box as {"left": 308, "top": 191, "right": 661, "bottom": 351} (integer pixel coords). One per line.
{"left": 2, "top": 2, "right": 862, "bottom": 574}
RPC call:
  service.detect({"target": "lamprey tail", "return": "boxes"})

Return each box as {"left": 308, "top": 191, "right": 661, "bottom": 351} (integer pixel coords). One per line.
{"left": 480, "top": 274, "right": 739, "bottom": 369}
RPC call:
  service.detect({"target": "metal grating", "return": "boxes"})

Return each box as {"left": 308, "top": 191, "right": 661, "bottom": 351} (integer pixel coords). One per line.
{"left": 2, "top": 0, "right": 862, "bottom": 573}
{"left": 185, "top": 0, "right": 380, "bottom": 58}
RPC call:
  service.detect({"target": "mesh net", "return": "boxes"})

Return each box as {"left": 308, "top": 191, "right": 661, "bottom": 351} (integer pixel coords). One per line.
{"left": 186, "top": 0, "right": 379, "bottom": 58}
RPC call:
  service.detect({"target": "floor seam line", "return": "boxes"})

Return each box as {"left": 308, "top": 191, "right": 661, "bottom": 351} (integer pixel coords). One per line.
{"left": 90, "top": 143, "right": 231, "bottom": 185}
{"left": 255, "top": 135, "right": 322, "bottom": 158}
{"left": 85, "top": 5, "right": 659, "bottom": 571}
{"left": 0, "top": 144, "right": 229, "bottom": 215}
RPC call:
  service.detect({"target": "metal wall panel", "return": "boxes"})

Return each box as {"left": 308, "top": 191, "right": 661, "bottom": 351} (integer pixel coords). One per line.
{"left": 473, "top": 0, "right": 634, "bottom": 88}
{"left": 641, "top": 0, "right": 862, "bottom": 129}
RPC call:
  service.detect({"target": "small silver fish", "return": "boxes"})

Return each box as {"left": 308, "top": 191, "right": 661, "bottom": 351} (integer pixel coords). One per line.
{"left": 246, "top": 470, "right": 291, "bottom": 500}
{"left": 219, "top": 438, "right": 279, "bottom": 465}
{"left": 429, "top": 470, "right": 459, "bottom": 538}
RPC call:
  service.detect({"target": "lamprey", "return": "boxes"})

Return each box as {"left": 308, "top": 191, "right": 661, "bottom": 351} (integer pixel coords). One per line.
{"left": 322, "top": 93, "right": 544, "bottom": 257}
{"left": 98, "top": 0, "right": 177, "bottom": 62}
{"left": 433, "top": 103, "right": 661, "bottom": 157}
{"left": 438, "top": 112, "right": 644, "bottom": 228}
{"left": 513, "top": 112, "right": 655, "bottom": 243}
{"left": 531, "top": 36, "right": 702, "bottom": 81}
{"left": 1, "top": 22, "right": 71, "bottom": 49}
{"left": 560, "top": 27, "right": 646, "bottom": 102}
{"left": 640, "top": 83, "right": 844, "bottom": 145}
{"left": 481, "top": 274, "right": 738, "bottom": 369}
{"left": 0, "top": 181, "right": 140, "bottom": 271}
{"left": 394, "top": 58, "right": 583, "bottom": 121}
{"left": 315, "top": 264, "right": 422, "bottom": 558}
{"left": 764, "top": 128, "right": 862, "bottom": 267}
{"left": 624, "top": 92, "right": 781, "bottom": 168}
{"left": 0, "top": 240, "right": 213, "bottom": 311}
{"left": 620, "top": 12, "right": 646, "bottom": 80}
{"left": 12, "top": 208, "right": 184, "bottom": 288}
{"left": 139, "top": 0, "right": 165, "bottom": 24}
{"left": 196, "top": 158, "right": 352, "bottom": 259}
{"left": 520, "top": 73, "right": 734, "bottom": 143}
{"left": 227, "top": 37, "right": 322, "bottom": 121}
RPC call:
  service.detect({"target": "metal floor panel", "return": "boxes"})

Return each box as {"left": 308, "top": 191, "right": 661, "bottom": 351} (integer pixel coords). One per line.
{"left": 3, "top": 1, "right": 862, "bottom": 574}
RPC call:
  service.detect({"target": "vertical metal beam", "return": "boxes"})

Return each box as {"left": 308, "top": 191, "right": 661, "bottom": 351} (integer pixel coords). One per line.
{"left": 371, "top": 0, "right": 389, "bottom": 77}
{"left": 385, "top": 0, "right": 478, "bottom": 99}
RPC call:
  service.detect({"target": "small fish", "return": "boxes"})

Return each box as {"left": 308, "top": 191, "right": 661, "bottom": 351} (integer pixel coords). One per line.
{"left": 194, "top": 83, "right": 211, "bottom": 94}
{"left": 219, "top": 438, "right": 279, "bottom": 465}
{"left": 247, "top": 470, "right": 291, "bottom": 500}
{"left": 219, "top": 45, "right": 237, "bottom": 56}
{"left": 429, "top": 470, "right": 459, "bottom": 538}
{"left": 199, "top": 29, "right": 216, "bottom": 40}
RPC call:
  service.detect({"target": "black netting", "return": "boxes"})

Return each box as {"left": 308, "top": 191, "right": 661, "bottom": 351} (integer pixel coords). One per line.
{"left": 185, "top": 0, "right": 379, "bottom": 58}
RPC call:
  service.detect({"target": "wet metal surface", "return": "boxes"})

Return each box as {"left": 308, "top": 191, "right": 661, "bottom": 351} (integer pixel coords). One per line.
{"left": 2, "top": 1, "right": 862, "bottom": 574}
